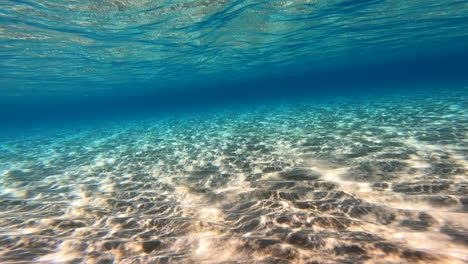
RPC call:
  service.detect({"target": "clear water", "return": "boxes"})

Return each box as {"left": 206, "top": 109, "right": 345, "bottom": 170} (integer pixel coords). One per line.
{"left": 0, "top": 0, "right": 467, "bottom": 263}
{"left": 1, "top": 0, "right": 467, "bottom": 99}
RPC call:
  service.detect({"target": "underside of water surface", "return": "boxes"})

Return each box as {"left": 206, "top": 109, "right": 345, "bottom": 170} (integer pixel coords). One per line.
{"left": 1, "top": 0, "right": 468, "bottom": 99}
{"left": 1, "top": 0, "right": 468, "bottom": 264}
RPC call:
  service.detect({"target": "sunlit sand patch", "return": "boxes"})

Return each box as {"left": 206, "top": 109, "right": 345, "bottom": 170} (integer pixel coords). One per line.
{"left": 451, "top": 153, "right": 468, "bottom": 172}
{"left": 390, "top": 231, "right": 467, "bottom": 262}
{"left": 356, "top": 192, "right": 463, "bottom": 211}
{"left": 406, "top": 154, "right": 432, "bottom": 169}
{"left": 312, "top": 164, "right": 373, "bottom": 193}
{"left": 36, "top": 244, "right": 84, "bottom": 264}
{"left": 0, "top": 93, "right": 466, "bottom": 263}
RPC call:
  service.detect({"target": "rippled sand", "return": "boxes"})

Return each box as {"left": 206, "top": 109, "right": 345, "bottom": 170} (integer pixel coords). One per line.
{"left": 0, "top": 92, "right": 467, "bottom": 264}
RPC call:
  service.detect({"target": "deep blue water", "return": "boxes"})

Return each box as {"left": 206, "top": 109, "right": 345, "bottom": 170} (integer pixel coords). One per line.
{"left": 1, "top": 0, "right": 468, "bottom": 126}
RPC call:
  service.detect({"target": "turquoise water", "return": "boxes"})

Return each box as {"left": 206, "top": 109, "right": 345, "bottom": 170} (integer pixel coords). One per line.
{"left": 1, "top": 0, "right": 467, "bottom": 100}
{"left": 1, "top": 0, "right": 468, "bottom": 263}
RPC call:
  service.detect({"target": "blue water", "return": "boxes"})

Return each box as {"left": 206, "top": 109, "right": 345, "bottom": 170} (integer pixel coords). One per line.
{"left": 1, "top": 1, "right": 468, "bottom": 263}
{"left": 1, "top": 0, "right": 468, "bottom": 121}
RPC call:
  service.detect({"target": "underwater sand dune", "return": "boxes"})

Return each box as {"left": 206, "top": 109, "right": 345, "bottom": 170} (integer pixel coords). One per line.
{"left": 0, "top": 92, "right": 467, "bottom": 264}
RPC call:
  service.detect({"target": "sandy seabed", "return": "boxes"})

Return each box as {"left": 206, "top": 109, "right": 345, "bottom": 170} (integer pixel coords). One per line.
{"left": 0, "top": 91, "right": 467, "bottom": 264}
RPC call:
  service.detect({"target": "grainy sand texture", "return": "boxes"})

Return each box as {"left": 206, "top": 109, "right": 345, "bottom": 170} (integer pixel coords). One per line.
{"left": 1, "top": 92, "right": 467, "bottom": 264}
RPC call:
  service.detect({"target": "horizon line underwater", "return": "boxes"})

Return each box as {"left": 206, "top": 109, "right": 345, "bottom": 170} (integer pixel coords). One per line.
{"left": 0, "top": 0, "right": 467, "bottom": 263}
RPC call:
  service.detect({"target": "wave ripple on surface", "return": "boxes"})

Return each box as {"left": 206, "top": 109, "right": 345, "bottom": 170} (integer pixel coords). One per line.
{"left": 1, "top": 0, "right": 468, "bottom": 96}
